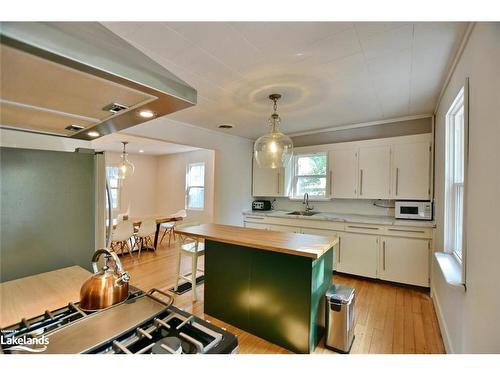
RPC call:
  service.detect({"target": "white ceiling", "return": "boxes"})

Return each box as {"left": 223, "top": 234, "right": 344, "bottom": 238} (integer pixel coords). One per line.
{"left": 103, "top": 22, "right": 468, "bottom": 139}
{"left": 91, "top": 133, "right": 200, "bottom": 155}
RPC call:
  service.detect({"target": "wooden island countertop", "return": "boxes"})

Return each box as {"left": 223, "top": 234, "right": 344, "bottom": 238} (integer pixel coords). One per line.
{"left": 175, "top": 223, "right": 338, "bottom": 259}
{"left": 0, "top": 266, "right": 91, "bottom": 328}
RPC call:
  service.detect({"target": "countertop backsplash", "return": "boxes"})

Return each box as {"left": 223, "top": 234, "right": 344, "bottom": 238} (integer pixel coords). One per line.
{"left": 268, "top": 198, "right": 395, "bottom": 217}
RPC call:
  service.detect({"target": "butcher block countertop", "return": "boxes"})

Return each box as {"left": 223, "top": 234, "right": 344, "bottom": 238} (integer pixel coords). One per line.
{"left": 175, "top": 223, "right": 338, "bottom": 259}
{"left": 0, "top": 266, "right": 91, "bottom": 328}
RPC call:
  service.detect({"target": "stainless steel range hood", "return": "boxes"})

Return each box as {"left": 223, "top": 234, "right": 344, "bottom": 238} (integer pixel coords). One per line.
{"left": 0, "top": 22, "right": 197, "bottom": 140}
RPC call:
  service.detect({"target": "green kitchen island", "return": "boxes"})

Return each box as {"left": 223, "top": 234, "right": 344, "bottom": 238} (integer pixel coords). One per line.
{"left": 175, "top": 223, "right": 339, "bottom": 353}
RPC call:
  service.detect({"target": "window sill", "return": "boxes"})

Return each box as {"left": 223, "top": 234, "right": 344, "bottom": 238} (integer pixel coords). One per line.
{"left": 434, "top": 252, "right": 466, "bottom": 291}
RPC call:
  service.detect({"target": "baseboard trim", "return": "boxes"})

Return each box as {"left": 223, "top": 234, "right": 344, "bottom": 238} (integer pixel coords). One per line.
{"left": 430, "top": 283, "right": 454, "bottom": 354}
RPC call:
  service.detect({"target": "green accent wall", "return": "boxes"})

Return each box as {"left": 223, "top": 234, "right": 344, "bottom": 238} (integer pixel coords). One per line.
{"left": 204, "top": 239, "right": 334, "bottom": 353}
{"left": 0, "top": 147, "right": 96, "bottom": 282}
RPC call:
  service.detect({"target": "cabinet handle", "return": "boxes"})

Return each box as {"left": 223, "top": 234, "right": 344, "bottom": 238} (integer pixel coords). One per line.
{"left": 338, "top": 237, "right": 341, "bottom": 263}
{"left": 347, "top": 225, "right": 379, "bottom": 230}
{"left": 387, "top": 228, "right": 425, "bottom": 234}
{"left": 277, "top": 173, "right": 280, "bottom": 194}
{"left": 382, "top": 241, "right": 386, "bottom": 271}
{"left": 359, "top": 169, "right": 363, "bottom": 196}
{"left": 330, "top": 170, "right": 333, "bottom": 195}
{"left": 395, "top": 168, "right": 399, "bottom": 196}
{"left": 246, "top": 216, "right": 264, "bottom": 220}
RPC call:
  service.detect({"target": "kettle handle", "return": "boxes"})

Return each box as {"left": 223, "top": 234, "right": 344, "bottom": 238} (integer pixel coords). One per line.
{"left": 91, "top": 248, "right": 126, "bottom": 277}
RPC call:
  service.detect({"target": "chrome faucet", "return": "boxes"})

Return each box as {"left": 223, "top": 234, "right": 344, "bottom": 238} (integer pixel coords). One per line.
{"left": 303, "top": 193, "right": 314, "bottom": 212}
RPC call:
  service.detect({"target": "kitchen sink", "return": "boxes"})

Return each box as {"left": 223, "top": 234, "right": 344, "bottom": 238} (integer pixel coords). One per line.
{"left": 286, "top": 211, "right": 319, "bottom": 216}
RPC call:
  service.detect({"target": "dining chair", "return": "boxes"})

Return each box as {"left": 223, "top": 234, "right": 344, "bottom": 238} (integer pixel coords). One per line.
{"left": 174, "top": 222, "right": 204, "bottom": 301}
{"left": 110, "top": 220, "right": 134, "bottom": 257}
{"left": 159, "top": 209, "right": 187, "bottom": 247}
{"left": 134, "top": 218, "right": 157, "bottom": 258}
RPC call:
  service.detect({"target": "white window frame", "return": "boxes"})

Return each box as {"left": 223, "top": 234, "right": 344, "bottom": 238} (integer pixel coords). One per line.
{"left": 291, "top": 152, "right": 328, "bottom": 199}
{"left": 444, "top": 86, "right": 466, "bottom": 265}
{"left": 186, "top": 162, "right": 205, "bottom": 211}
{"left": 106, "top": 165, "right": 121, "bottom": 216}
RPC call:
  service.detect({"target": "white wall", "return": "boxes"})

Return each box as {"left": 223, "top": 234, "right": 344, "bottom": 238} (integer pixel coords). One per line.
{"left": 124, "top": 117, "right": 253, "bottom": 225}
{"left": 0, "top": 128, "right": 90, "bottom": 151}
{"left": 105, "top": 152, "right": 159, "bottom": 218}
{"left": 432, "top": 23, "right": 500, "bottom": 353}
{"left": 271, "top": 198, "right": 394, "bottom": 216}
{"left": 157, "top": 149, "right": 215, "bottom": 224}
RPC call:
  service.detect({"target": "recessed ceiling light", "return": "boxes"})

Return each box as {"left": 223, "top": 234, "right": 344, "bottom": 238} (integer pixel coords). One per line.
{"left": 87, "top": 131, "right": 100, "bottom": 138}
{"left": 295, "top": 52, "right": 304, "bottom": 57}
{"left": 139, "top": 149, "right": 144, "bottom": 153}
{"left": 138, "top": 110, "right": 155, "bottom": 118}
{"left": 218, "top": 124, "right": 234, "bottom": 129}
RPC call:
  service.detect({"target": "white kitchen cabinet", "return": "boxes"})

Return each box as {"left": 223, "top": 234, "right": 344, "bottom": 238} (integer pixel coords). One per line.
{"left": 358, "top": 145, "right": 391, "bottom": 199}
{"left": 252, "top": 158, "right": 286, "bottom": 197}
{"left": 379, "top": 236, "right": 430, "bottom": 287}
{"left": 392, "top": 141, "right": 432, "bottom": 200}
{"left": 301, "top": 227, "right": 338, "bottom": 270}
{"left": 244, "top": 222, "right": 269, "bottom": 230}
{"left": 329, "top": 149, "right": 358, "bottom": 199}
{"left": 336, "top": 232, "right": 378, "bottom": 278}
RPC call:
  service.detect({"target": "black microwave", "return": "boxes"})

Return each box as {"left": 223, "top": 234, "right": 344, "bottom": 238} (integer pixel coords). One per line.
{"left": 252, "top": 200, "right": 272, "bottom": 211}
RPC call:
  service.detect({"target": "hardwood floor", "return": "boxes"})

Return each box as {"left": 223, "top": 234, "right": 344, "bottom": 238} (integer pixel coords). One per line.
{"left": 120, "top": 240, "right": 445, "bottom": 354}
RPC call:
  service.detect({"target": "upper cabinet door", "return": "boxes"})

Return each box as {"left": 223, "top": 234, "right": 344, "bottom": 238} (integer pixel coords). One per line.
{"left": 392, "top": 142, "right": 431, "bottom": 200}
{"left": 358, "top": 145, "right": 391, "bottom": 199}
{"left": 329, "top": 149, "right": 358, "bottom": 199}
{"left": 252, "top": 158, "right": 285, "bottom": 197}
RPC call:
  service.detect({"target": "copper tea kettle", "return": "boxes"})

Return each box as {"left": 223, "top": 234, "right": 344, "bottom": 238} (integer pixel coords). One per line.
{"left": 79, "top": 248, "right": 130, "bottom": 311}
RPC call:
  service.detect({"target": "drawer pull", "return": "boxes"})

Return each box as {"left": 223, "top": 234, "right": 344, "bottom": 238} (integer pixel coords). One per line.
{"left": 347, "top": 225, "right": 379, "bottom": 230}
{"left": 246, "top": 216, "right": 265, "bottom": 220}
{"left": 388, "top": 228, "right": 425, "bottom": 234}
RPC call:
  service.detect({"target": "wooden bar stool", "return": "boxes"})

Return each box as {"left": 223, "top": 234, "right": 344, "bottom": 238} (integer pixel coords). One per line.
{"left": 174, "top": 222, "right": 204, "bottom": 301}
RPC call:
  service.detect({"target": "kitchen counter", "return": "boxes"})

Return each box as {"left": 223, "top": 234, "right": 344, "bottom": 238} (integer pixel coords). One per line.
{"left": 176, "top": 223, "right": 336, "bottom": 353}
{"left": 175, "top": 223, "right": 338, "bottom": 259}
{"left": 0, "top": 266, "right": 91, "bottom": 328}
{"left": 243, "top": 209, "right": 436, "bottom": 228}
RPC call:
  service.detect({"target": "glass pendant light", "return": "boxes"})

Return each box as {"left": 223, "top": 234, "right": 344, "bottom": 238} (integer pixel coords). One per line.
{"left": 118, "top": 141, "right": 135, "bottom": 179}
{"left": 254, "top": 94, "right": 293, "bottom": 169}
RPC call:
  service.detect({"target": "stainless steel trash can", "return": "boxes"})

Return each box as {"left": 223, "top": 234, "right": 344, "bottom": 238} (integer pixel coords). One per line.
{"left": 325, "top": 284, "right": 355, "bottom": 353}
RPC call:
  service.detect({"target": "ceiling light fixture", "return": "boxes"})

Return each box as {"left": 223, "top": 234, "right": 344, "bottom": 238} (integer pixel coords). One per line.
{"left": 118, "top": 141, "right": 135, "bottom": 179}
{"left": 138, "top": 109, "right": 155, "bottom": 119}
{"left": 87, "top": 131, "right": 100, "bottom": 138}
{"left": 65, "top": 124, "right": 85, "bottom": 132}
{"left": 139, "top": 149, "right": 144, "bottom": 153}
{"left": 254, "top": 94, "right": 293, "bottom": 169}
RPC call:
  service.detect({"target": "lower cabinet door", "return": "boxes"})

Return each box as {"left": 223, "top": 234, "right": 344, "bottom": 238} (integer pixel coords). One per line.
{"left": 336, "top": 232, "right": 378, "bottom": 278}
{"left": 300, "top": 228, "right": 338, "bottom": 270}
{"left": 379, "top": 236, "right": 430, "bottom": 287}
{"left": 244, "top": 222, "right": 269, "bottom": 230}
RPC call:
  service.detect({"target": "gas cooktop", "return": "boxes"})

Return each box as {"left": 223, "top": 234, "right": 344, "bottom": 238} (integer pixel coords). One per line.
{"left": 1, "top": 288, "right": 238, "bottom": 354}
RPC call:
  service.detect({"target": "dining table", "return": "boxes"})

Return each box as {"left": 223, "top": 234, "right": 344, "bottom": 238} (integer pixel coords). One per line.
{"left": 112, "top": 214, "right": 184, "bottom": 249}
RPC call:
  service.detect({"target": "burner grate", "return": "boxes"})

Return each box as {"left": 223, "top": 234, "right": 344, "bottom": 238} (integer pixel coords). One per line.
{"left": 91, "top": 310, "right": 223, "bottom": 354}
{"left": 1, "top": 302, "right": 87, "bottom": 344}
